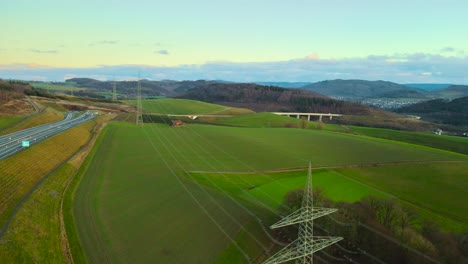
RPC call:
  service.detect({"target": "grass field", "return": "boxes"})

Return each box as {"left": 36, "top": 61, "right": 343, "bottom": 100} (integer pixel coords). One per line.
{"left": 190, "top": 162, "right": 468, "bottom": 232}
{"left": 30, "top": 82, "right": 87, "bottom": 92}
{"left": 126, "top": 98, "right": 231, "bottom": 114}
{"left": 350, "top": 126, "right": 468, "bottom": 155}
{"left": 72, "top": 121, "right": 468, "bottom": 263}
{"left": 0, "top": 164, "right": 76, "bottom": 263}
{"left": 218, "top": 112, "right": 316, "bottom": 128}
{"left": 0, "top": 116, "right": 24, "bottom": 131}
{"left": 335, "top": 163, "right": 468, "bottom": 230}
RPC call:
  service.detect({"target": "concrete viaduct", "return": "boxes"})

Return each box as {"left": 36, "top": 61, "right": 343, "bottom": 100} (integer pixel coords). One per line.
{"left": 167, "top": 112, "right": 343, "bottom": 122}
{"left": 271, "top": 112, "right": 343, "bottom": 122}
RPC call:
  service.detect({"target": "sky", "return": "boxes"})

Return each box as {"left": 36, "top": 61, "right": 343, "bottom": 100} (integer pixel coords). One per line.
{"left": 1, "top": 0, "right": 467, "bottom": 83}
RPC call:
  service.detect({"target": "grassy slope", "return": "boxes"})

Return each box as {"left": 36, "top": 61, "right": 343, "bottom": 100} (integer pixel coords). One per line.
{"left": 192, "top": 162, "right": 468, "bottom": 232}
{"left": 218, "top": 112, "right": 313, "bottom": 128}
{"left": 218, "top": 113, "right": 468, "bottom": 155}
{"left": 0, "top": 120, "right": 95, "bottom": 229}
{"left": 0, "top": 107, "right": 64, "bottom": 135}
{"left": 127, "top": 98, "right": 228, "bottom": 114}
{"left": 0, "top": 164, "right": 76, "bottom": 263}
{"left": 73, "top": 121, "right": 467, "bottom": 263}
{"left": 335, "top": 163, "right": 468, "bottom": 231}
{"left": 30, "top": 82, "right": 87, "bottom": 91}
{"left": 0, "top": 116, "right": 24, "bottom": 131}
{"left": 350, "top": 126, "right": 468, "bottom": 155}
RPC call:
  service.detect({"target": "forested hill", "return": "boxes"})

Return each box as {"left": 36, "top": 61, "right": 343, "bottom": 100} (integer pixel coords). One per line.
{"left": 0, "top": 80, "right": 30, "bottom": 102}
{"left": 66, "top": 78, "right": 222, "bottom": 97}
{"left": 178, "top": 82, "right": 390, "bottom": 116}
{"left": 430, "top": 85, "right": 468, "bottom": 99}
{"left": 396, "top": 96, "right": 468, "bottom": 126}
{"left": 302, "top": 79, "right": 427, "bottom": 99}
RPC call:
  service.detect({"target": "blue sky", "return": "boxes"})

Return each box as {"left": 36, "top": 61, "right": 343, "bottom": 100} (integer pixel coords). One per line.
{"left": 1, "top": 0, "right": 467, "bottom": 83}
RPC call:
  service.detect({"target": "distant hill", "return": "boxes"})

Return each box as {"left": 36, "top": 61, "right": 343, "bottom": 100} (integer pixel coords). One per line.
{"left": 0, "top": 80, "right": 35, "bottom": 115}
{"left": 396, "top": 96, "right": 468, "bottom": 127}
{"left": 178, "top": 82, "right": 391, "bottom": 116}
{"left": 403, "top": 83, "right": 452, "bottom": 91}
{"left": 0, "top": 79, "right": 30, "bottom": 99}
{"left": 302, "top": 79, "right": 427, "bottom": 99}
{"left": 65, "top": 78, "right": 225, "bottom": 98}
{"left": 429, "top": 85, "right": 468, "bottom": 99}
{"left": 254, "top": 82, "right": 311, "bottom": 88}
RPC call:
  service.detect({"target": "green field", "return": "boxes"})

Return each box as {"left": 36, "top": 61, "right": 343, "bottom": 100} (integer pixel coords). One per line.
{"left": 218, "top": 112, "right": 316, "bottom": 128}
{"left": 72, "top": 121, "right": 468, "bottom": 263}
{"left": 191, "top": 162, "right": 468, "bottom": 232}
{"left": 350, "top": 126, "right": 468, "bottom": 155}
{"left": 0, "top": 116, "right": 23, "bottom": 131}
{"left": 127, "top": 98, "right": 230, "bottom": 114}
{"left": 0, "top": 163, "right": 76, "bottom": 263}
{"left": 30, "top": 82, "right": 87, "bottom": 92}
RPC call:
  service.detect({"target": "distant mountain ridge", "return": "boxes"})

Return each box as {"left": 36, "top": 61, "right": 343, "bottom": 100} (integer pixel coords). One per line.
{"left": 302, "top": 79, "right": 427, "bottom": 99}
{"left": 254, "top": 82, "right": 311, "bottom": 88}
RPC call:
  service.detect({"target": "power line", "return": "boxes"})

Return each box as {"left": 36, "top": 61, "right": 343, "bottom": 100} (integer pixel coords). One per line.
{"left": 263, "top": 163, "right": 343, "bottom": 264}
{"left": 136, "top": 79, "right": 143, "bottom": 126}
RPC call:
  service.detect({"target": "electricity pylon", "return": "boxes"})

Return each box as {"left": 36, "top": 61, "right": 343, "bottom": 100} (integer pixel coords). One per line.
{"left": 112, "top": 81, "right": 117, "bottom": 101}
{"left": 136, "top": 79, "right": 143, "bottom": 126}
{"left": 263, "top": 163, "right": 343, "bottom": 264}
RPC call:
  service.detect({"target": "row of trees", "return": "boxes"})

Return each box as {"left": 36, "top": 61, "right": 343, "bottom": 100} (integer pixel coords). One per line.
{"left": 276, "top": 189, "right": 467, "bottom": 263}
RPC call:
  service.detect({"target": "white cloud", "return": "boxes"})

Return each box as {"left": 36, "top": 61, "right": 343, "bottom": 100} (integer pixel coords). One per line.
{"left": 1, "top": 52, "right": 468, "bottom": 84}
{"left": 156, "top": 50, "right": 169, "bottom": 55}
{"left": 89, "top": 40, "right": 119, "bottom": 46}
{"left": 29, "top": 49, "right": 58, "bottom": 54}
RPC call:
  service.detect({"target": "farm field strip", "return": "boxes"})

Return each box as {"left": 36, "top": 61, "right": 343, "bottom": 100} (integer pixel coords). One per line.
{"left": 142, "top": 109, "right": 278, "bottom": 259}
{"left": 141, "top": 123, "right": 258, "bottom": 262}
{"left": 148, "top": 102, "right": 308, "bottom": 215}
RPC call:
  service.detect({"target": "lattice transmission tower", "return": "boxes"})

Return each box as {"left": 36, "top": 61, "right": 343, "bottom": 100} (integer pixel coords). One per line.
{"left": 263, "top": 163, "right": 343, "bottom": 264}
{"left": 112, "top": 81, "right": 117, "bottom": 101}
{"left": 136, "top": 79, "right": 143, "bottom": 126}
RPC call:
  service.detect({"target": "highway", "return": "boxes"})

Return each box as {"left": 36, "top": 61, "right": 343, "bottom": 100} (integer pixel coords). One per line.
{"left": 0, "top": 111, "right": 97, "bottom": 160}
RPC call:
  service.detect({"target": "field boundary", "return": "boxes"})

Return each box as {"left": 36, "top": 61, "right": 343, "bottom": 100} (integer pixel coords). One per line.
{"left": 62, "top": 120, "right": 111, "bottom": 264}
{"left": 59, "top": 116, "right": 111, "bottom": 263}
{"left": 186, "top": 160, "right": 468, "bottom": 174}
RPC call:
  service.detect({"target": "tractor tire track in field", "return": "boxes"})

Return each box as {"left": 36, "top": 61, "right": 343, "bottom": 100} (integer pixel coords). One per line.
{"left": 186, "top": 160, "right": 468, "bottom": 174}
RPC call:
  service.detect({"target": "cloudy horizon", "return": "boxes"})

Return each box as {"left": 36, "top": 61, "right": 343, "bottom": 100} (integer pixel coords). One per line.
{"left": 2, "top": 1, "right": 467, "bottom": 84}
{"left": 1, "top": 51, "right": 467, "bottom": 84}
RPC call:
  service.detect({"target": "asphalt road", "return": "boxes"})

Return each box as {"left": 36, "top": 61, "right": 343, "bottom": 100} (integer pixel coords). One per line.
{"left": 0, "top": 111, "right": 97, "bottom": 160}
